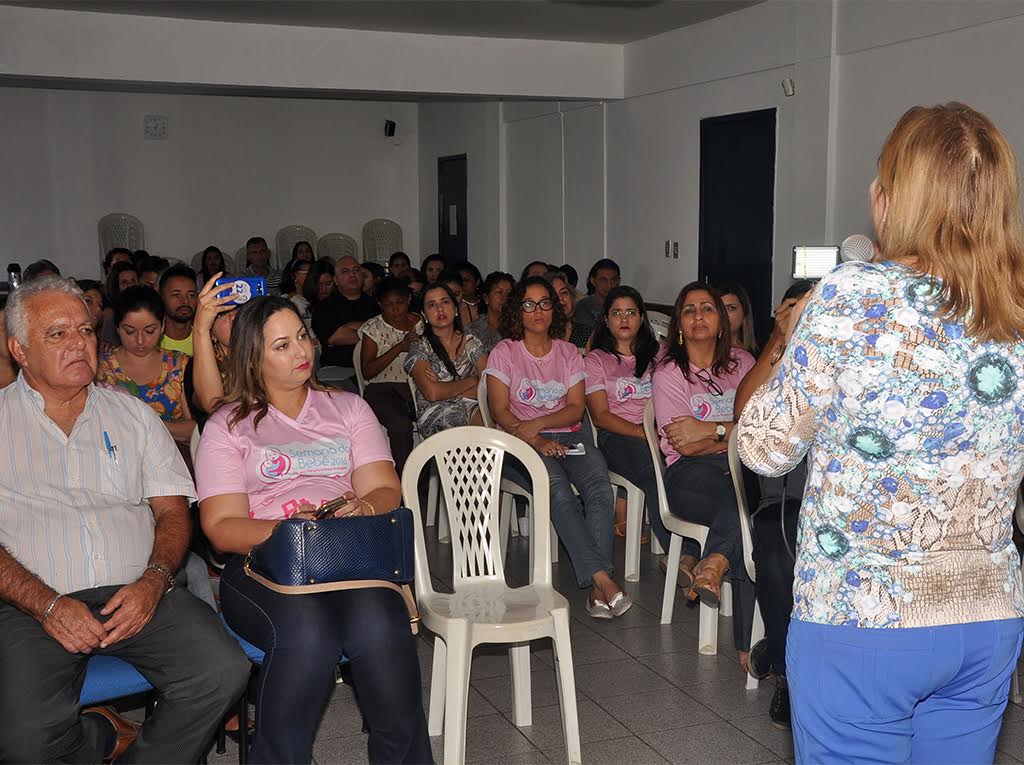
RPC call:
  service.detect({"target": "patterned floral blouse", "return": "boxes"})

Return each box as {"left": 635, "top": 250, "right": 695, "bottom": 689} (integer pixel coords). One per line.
{"left": 96, "top": 349, "right": 190, "bottom": 422}
{"left": 738, "top": 261, "right": 1024, "bottom": 629}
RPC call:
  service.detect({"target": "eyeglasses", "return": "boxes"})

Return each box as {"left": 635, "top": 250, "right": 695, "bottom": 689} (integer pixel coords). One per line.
{"left": 693, "top": 368, "right": 724, "bottom": 397}
{"left": 609, "top": 309, "right": 639, "bottom": 319}
{"left": 521, "top": 299, "right": 554, "bottom": 313}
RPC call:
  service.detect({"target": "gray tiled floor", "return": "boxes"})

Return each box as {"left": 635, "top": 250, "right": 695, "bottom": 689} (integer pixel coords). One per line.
{"left": 202, "top": 530, "right": 1024, "bottom": 765}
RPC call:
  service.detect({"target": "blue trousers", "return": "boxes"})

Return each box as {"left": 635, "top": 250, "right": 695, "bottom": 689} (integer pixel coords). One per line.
{"left": 221, "top": 558, "right": 433, "bottom": 764}
{"left": 788, "top": 618, "right": 1024, "bottom": 765}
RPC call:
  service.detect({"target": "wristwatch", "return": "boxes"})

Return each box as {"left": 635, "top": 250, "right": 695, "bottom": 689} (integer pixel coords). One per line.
{"left": 144, "top": 563, "right": 177, "bottom": 595}
{"left": 715, "top": 424, "right": 727, "bottom": 442}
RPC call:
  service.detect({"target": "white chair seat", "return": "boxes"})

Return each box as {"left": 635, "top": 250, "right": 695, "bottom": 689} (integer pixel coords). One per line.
{"left": 420, "top": 582, "right": 568, "bottom": 635}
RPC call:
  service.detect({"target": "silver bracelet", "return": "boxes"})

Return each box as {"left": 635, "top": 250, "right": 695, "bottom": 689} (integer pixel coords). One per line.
{"left": 41, "top": 593, "right": 64, "bottom": 623}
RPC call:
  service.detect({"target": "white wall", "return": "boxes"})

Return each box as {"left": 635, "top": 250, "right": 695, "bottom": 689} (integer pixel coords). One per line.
{"left": 0, "top": 87, "right": 420, "bottom": 278}
{"left": 0, "top": 4, "right": 623, "bottom": 100}
{"left": 417, "top": 102, "right": 502, "bottom": 273}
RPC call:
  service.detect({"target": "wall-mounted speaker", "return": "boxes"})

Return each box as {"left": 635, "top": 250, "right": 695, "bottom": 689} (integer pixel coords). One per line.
{"left": 384, "top": 120, "right": 397, "bottom": 137}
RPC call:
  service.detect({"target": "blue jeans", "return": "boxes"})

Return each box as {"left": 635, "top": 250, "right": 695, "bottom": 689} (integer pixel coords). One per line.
{"left": 788, "top": 618, "right": 1024, "bottom": 764}
{"left": 220, "top": 558, "right": 432, "bottom": 764}
{"left": 596, "top": 429, "right": 670, "bottom": 551}
{"left": 539, "top": 431, "right": 616, "bottom": 589}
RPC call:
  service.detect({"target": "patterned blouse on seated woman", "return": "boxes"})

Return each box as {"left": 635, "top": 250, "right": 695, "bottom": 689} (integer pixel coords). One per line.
{"left": 195, "top": 296, "right": 431, "bottom": 764}
{"left": 404, "top": 283, "right": 487, "bottom": 437}
{"left": 96, "top": 285, "right": 195, "bottom": 445}
{"left": 357, "top": 278, "right": 422, "bottom": 475}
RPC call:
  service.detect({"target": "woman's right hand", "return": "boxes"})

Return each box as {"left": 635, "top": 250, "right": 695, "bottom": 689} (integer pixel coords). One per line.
{"left": 196, "top": 273, "right": 237, "bottom": 335}
{"left": 532, "top": 436, "right": 569, "bottom": 459}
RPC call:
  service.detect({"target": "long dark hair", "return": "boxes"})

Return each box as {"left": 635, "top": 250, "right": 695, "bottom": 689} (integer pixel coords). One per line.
{"left": 590, "top": 286, "right": 660, "bottom": 378}
{"left": 717, "top": 281, "right": 758, "bottom": 355}
{"left": 302, "top": 258, "right": 334, "bottom": 307}
{"left": 279, "top": 256, "right": 311, "bottom": 296}
{"left": 220, "top": 297, "right": 326, "bottom": 430}
{"left": 499, "top": 275, "right": 567, "bottom": 341}
{"left": 105, "top": 262, "right": 139, "bottom": 302}
{"left": 114, "top": 285, "right": 165, "bottom": 326}
{"left": 420, "top": 284, "right": 463, "bottom": 379}
{"left": 661, "top": 281, "right": 735, "bottom": 380}
{"left": 199, "top": 246, "right": 228, "bottom": 284}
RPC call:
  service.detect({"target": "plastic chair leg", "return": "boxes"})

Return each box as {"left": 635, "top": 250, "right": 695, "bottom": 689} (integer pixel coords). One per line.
{"left": 441, "top": 626, "right": 472, "bottom": 765}
{"left": 550, "top": 526, "right": 559, "bottom": 564}
{"left": 427, "top": 637, "right": 447, "bottom": 736}
{"left": 660, "top": 535, "right": 683, "bottom": 624}
{"left": 426, "top": 466, "right": 439, "bottom": 528}
{"left": 551, "top": 609, "right": 582, "bottom": 765}
{"left": 650, "top": 513, "right": 665, "bottom": 555}
{"left": 698, "top": 601, "right": 719, "bottom": 656}
{"left": 509, "top": 644, "right": 532, "bottom": 727}
{"left": 624, "top": 486, "right": 644, "bottom": 582}
{"left": 437, "top": 492, "right": 451, "bottom": 544}
{"left": 499, "top": 493, "right": 514, "bottom": 554}
{"left": 719, "top": 579, "right": 733, "bottom": 618}
{"left": 747, "top": 600, "right": 765, "bottom": 690}
{"left": 509, "top": 504, "right": 520, "bottom": 537}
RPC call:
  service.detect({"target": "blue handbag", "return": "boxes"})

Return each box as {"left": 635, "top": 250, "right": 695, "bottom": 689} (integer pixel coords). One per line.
{"left": 244, "top": 507, "right": 420, "bottom": 634}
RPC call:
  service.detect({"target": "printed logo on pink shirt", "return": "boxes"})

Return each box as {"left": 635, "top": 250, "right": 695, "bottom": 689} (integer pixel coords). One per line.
{"left": 257, "top": 439, "right": 352, "bottom": 483}
{"left": 259, "top": 448, "right": 292, "bottom": 480}
{"left": 615, "top": 376, "right": 652, "bottom": 403}
{"left": 517, "top": 378, "right": 567, "bottom": 409}
{"left": 690, "top": 392, "right": 736, "bottom": 421}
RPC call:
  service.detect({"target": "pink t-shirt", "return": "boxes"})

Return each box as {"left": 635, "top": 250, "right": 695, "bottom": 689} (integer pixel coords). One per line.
{"left": 584, "top": 348, "right": 655, "bottom": 425}
{"left": 195, "top": 388, "right": 394, "bottom": 520}
{"left": 484, "top": 338, "right": 585, "bottom": 433}
{"left": 651, "top": 348, "right": 755, "bottom": 466}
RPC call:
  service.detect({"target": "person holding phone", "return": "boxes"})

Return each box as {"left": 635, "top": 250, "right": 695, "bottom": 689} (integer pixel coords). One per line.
{"left": 484, "top": 276, "right": 632, "bottom": 619}
{"left": 196, "top": 296, "right": 431, "bottom": 763}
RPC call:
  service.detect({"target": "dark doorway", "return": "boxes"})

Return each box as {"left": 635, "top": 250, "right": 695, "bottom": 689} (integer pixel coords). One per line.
{"left": 438, "top": 154, "right": 468, "bottom": 264}
{"left": 698, "top": 108, "right": 776, "bottom": 344}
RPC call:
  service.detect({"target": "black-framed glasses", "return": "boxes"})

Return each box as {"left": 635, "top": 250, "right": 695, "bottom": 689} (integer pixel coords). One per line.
{"left": 693, "top": 368, "right": 724, "bottom": 397}
{"left": 521, "top": 298, "right": 554, "bottom": 313}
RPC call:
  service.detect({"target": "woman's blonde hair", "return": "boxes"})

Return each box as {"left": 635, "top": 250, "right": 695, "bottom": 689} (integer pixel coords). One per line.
{"left": 876, "top": 102, "right": 1024, "bottom": 342}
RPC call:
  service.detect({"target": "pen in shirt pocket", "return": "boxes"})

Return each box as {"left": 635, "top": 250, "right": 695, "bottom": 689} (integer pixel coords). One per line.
{"left": 103, "top": 430, "right": 119, "bottom": 465}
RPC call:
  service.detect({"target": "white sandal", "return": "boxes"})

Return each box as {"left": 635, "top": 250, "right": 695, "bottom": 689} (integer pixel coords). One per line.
{"left": 586, "top": 598, "right": 613, "bottom": 619}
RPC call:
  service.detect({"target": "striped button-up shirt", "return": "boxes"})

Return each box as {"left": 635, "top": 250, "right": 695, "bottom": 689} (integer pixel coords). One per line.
{"left": 0, "top": 374, "right": 196, "bottom": 594}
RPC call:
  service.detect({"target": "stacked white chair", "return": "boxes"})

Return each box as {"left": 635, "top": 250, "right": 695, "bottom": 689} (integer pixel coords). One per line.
{"left": 98, "top": 213, "right": 144, "bottom": 260}
{"left": 642, "top": 400, "right": 723, "bottom": 653}
{"left": 402, "top": 427, "right": 582, "bottom": 765}
{"left": 361, "top": 219, "right": 403, "bottom": 266}
{"left": 727, "top": 429, "right": 764, "bottom": 689}
{"left": 646, "top": 310, "right": 671, "bottom": 342}
{"left": 317, "top": 233, "right": 358, "bottom": 264}
{"left": 275, "top": 225, "right": 317, "bottom": 270}
{"left": 352, "top": 338, "right": 366, "bottom": 396}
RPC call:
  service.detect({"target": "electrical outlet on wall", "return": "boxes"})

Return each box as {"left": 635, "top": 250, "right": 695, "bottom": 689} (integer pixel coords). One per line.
{"left": 664, "top": 240, "right": 670, "bottom": 258}
{"left": 673, "top": 242, "right": 679, "bottom": 259}
{"left": 143, "top": 114, "right": 169, "bottom": 140}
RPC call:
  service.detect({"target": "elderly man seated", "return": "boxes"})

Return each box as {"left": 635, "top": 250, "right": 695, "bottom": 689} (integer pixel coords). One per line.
{"left": 0, "top": 277, "right": 250, "bottom": 763}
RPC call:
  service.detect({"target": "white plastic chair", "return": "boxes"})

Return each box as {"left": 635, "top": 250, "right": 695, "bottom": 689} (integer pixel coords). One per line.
{"left": 352, "top": 338, "right": 366, "bottom": 396}
{"left": 478, "top": 375, "right": 560, "bottom": 565}
{"left": 98, "top": 213, "right": 144, "bottom": 262}
{"left": 727, "top": 429, "right": 764, "bottom": 690}
{"left": 646, "top": 310, "right": 670, "bottom": 342}
{"left": 402, "top": 427, "right": 582, "bottom": 765}
{"left": 317, "top": 233, "right": 358, "bottom": 264}
{"left": 587, "top": 418, "right": 648, "bottom": 582}
{"left": 361, "top": 219, "right": 403, "bottom": 266}
{"left": 407, "top": 375, "right": 448, "bottom": 544}
{"left": 275, "top": 225, "right": 317, "bottom": 270}
{"left": 642, "top": 400, "right": 722, "bottom": 653}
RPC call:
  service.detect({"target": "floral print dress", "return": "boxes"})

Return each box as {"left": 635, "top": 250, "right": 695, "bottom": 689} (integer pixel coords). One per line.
{"left": 96, "top": 349, "right": 190, "bottom": 421}
{"left": 738, "top": 260, "right": 1024, "bottom": 629}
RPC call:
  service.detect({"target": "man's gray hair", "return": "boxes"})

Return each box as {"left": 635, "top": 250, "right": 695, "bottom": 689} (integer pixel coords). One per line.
{"left": 4, "top": 276, "right": 85, "bottom": 346}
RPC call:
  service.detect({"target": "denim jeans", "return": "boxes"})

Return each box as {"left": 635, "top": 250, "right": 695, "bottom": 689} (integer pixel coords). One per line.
{"left": 539, "top": 431, "right": 616, "bottom": 589}
{"left": 220, "top": 558, "right": 432, "bottom": 764}
{"left": 751, "top": 500, "right": 798, "bottom": 676}
{"left": 596, "top": 429, "right": 669, "bottom": 551}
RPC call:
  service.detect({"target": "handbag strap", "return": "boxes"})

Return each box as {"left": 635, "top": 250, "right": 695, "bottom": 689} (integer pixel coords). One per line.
{"left": 243, "top": 558, "right": 420, "bottom": 635}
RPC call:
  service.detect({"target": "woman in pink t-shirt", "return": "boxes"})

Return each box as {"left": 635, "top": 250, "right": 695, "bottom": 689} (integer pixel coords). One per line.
{"left": 195, "top": 296, "right": 431, "bottom": 764}
{"left": 485, "top": 276, "right": 632, "bottom": 619}
{"left": 652, "top": 282, "right": 754, "bottom": 627}
{"left": 584, "top": 286, "right": 668, "bottom": 550}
